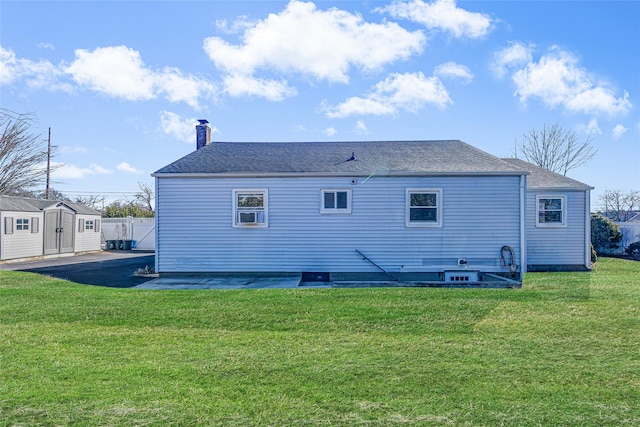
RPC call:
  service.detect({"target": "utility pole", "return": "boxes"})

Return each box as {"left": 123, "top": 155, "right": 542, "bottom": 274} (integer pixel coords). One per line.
{"left": 45, "top": 127, "right": 51, "bottom": 199}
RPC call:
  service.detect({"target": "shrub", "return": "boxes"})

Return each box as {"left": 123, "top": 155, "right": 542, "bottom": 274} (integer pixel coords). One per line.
{"left": 591, "top": 213, "right": 622, "bottom": 255}
{"left": 625, "top": 241, "right": 640, "bottom": 260}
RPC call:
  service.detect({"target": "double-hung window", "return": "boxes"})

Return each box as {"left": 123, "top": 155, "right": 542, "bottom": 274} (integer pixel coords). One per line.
{"left": 233, "top": 189, "right": 268, "bottom": 228}
{"left": 537, "top": 195, "right": 566, "bottom": 227}
{"left": 406, "top": 189, "right": 442, "bottom": 227}
{"left": 321, "top": 189, "right": 351, "bottom": 214}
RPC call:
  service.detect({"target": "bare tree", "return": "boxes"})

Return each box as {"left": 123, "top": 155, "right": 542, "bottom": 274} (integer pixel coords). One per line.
{"left": 0, "top": 109, "right": 59, "bottom": 195}
{"left": 74, "top": 194, "right": 105, "bottom": 211}
{"left": 599, "top": 190, "right": 640, "bottom": 221}
{"left": 517, "top": 123, "right": 596, "bottom": 176}
{"left": 134, "top": 181, "right": 154, "bottom": 212}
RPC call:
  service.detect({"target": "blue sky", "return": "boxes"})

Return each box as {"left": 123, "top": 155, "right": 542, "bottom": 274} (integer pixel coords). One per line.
{"left": 1, "top": 0, "right": 638, "bottom": 207}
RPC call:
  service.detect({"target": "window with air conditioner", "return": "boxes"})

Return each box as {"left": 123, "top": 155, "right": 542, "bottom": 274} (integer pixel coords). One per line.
{"left": 233, "top": 189, "right": 268, "bottom": 228}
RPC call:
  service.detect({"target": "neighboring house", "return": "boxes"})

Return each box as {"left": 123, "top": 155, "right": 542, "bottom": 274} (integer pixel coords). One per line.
{"left": 0, "top": 195, "right": 102, "bottom": 261}
{"left": 502, "top": 158, "right": 593, "bottom": 271}
{"left": 613, "top": 212, "right": 640, "bottom": 254}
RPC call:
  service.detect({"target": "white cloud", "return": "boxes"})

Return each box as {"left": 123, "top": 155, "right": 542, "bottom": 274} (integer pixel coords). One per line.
{"left": 64, "top": 46, "right": 217, "bottom": 108}
{"left": 117, "top": 162, "right": 143, "bottom": 174}
{"left": 355, "top": 120, "right": 369, "bottom": 134}
{"left": 0, "top": 46, "right": 68, "bottom": 90}
{"left": 222, "top": 74, "right": 297, "bottom": 101}
{"left": 215, "top": 16, "right": 256, "bottom": 34}
{"left": 2, "top": 45, "right": 217, "bottom": 107}
{"left": 91, "top": 164, "right": 113, "bottom": 175}
{"left": 434, "top": 61, "right": 473, "bottom": 84}
{"left": 38, "top": 42, "right": 55, "bottom": 50}
{"left": 159, "top": 111, "right": 198, "bottom": 143}
{"left": 156, "top": 67, "right": 217, "bottom": 107}
{"left": 612, "top": 124, "right": 628, "bottom": 140}
{"left": 323, "top": 127, "right": 337, "bottom": 137}
{"left": 51, "top": 162, "right": 113, "bottom": 179}
{"left": 203, "top": 1, "right": 425, "bottom": 99}
{"left": 323, "top": 97, "right": 396, "bottom": 118}
{"left": 491, "top": 41, "right": 534, "bottom": 78}
{"left": 324, "top": 72, "right": 451, "bottom": 118}
{"left": 64, "top": 46, "right": 156, "bottom": 100}
{"left": 511, "top": 47, "right": 632, "bottom": 116}
{"left": 585, "top": 117, "right": 602, "bottom": 135}
{"left": 378, "top": 0, "right": 494, "bottom": 39}
{"left": 159, "top": 110, "right": 219, "bottom": 144}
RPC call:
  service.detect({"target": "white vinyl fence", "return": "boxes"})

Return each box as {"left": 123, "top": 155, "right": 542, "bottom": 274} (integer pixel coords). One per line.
{"left": 616, "top": 221, "right": 640, "bottom": 252}
{"left": 101, "top": 217, "right": 155, "bottom": 250}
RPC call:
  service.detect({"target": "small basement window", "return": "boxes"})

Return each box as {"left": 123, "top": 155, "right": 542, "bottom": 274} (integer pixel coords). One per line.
{"left": 16, "top": 218, "right": 30, "bottom": 231}
{"left": 537, "top": 195, "right": 566, "bottom": 227}
{"left": 406, "top": 189, "right": 442, "bottom": 227}
{"left": 233, "top": 189, "right": 268, "bottom": 228}
{"left": 321, "top": 189, "right": 351, "bottom": 214}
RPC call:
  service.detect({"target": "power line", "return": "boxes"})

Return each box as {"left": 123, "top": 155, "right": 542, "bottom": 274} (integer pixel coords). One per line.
{"left": 62, "top": 191, "right": 139, "bottom": 195}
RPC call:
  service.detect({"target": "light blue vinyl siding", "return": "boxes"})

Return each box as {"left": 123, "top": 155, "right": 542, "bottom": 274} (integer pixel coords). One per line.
{"left": 156, "top": 176, "right": 523, "bottom": 274}
{"left": 525, "top": 190, "right": 589, "bottom": 267}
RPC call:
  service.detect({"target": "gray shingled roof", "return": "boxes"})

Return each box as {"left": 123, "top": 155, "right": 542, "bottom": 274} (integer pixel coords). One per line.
{"left": 502, "top": 158, "right": 592, "bottom": 190}
{"left": 0, "top": 195, "right": 101, "bottom": 215}
{"left": 154, "top": 140, "right": 525, "bottom": 176}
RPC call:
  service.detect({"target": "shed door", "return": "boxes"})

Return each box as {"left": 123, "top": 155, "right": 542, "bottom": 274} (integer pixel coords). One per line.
{"left": 43, "top": 210, "right": 75, "bottom": 255}
{"left": 44, "top": 210, "right": 60, "bottom": 255}
{"left": 60, "top": 211, "right": 75, "bottom": 253}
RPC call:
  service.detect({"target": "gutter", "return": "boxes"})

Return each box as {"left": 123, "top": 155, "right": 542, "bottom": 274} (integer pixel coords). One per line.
{"left": 152, "top": 171, "right": 530, "bottom": 179}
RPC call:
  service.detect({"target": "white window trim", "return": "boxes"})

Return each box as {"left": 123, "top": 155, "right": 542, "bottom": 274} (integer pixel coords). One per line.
{"left": 536, "top": 195, "right": 567, "bottom": 228}
{"left": 85, "top": 220, "right": 95, "bottom": 231}
{"left": 232, "top": 189, "right": 268, "bottom": 228}
{"left": 16, "top": 218, "right": 30, "bottom": 232}
{"left": 406, "top": 188, "right": 443, "bottom": 228}
{"left": 320, "top": 189, "right": 352, "bottom": 214}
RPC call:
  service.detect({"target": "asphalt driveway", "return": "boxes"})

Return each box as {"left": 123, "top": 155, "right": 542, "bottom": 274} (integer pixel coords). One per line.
{"left": 0, "top": 251, "right": 155, "bottom": 288}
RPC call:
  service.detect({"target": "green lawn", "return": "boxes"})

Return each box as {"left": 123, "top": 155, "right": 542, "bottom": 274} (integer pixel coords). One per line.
{"left": 1, "top": 258, "right": 638, "bottom": 426}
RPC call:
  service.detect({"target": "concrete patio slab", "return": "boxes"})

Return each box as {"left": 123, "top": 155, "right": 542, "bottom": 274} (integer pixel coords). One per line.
{"left": 134, "top": 275, "right": 330, "bottom": 290}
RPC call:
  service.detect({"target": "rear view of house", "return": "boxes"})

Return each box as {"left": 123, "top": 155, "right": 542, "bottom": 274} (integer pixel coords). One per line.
{"left": 153, "top": 122, "right": 539, "bottom": 285}
{"left": 0, "top": 195, "right": 102, "bottom": 261}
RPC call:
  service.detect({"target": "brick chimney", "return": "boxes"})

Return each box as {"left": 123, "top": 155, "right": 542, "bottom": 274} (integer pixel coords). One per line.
{"left": 196, "top": 119, "right": 211, "bottom": 150}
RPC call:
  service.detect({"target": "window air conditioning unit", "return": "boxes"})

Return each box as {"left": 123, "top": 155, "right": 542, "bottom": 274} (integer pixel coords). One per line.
{"left": 239, "top": 211, "right": 262, "bottom": 224}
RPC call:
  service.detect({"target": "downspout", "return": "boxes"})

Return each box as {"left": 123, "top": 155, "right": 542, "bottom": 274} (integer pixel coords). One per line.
{"left": 585, "top": 190, "right": 592, "bottom": 269}
{"left": 154, "top": 176, "right": 160, "bottom": 275}
{"left": 520, "top": 174, "right": 527, "bottom": 281}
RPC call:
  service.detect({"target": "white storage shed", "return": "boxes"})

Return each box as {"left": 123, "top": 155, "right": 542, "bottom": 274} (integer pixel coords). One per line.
{"left": 0, "top": 195, "right": 102, "bottom": 261}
